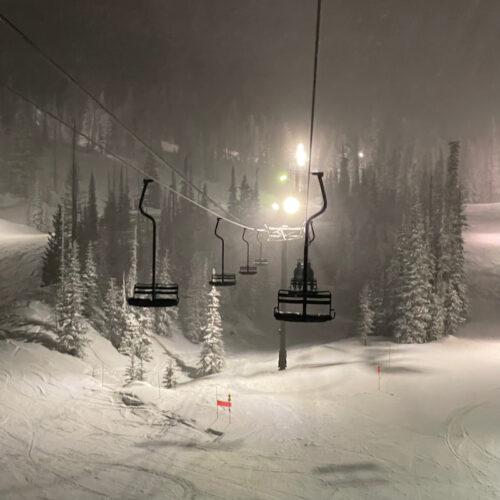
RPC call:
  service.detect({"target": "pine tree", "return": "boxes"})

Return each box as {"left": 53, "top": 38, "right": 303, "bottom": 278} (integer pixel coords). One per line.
{"left": 338, "top": 149, "right": 350, "bottom": 199}
{"left": 358, "top": 283, "right": 375, "bottom": 345}
{"left": 6, "top": 107, "right": 36, "bottom": 197}
{"left": 144, "top": 153, "right": 160, "bottom": 208}
{"left": 251, "top": 168, "right": 260, "bottom": 214}
{"left": 134, "top": 317, "right": 153, "bottom": 381}
{"left": 428, "top": 288, "right": 446, "bottom": 340}
{"left": 443, "top": 141, "right": 468, "bottom": 334}
{"left": 42, "top": 205, "right": 63, "bottom": 286}
{"left": 391, "top": 202, "right": 432, "bottom": 343}
{"left": 162, "top": 360, "right": 177, "bottom": 389}
{"left": 198, "top": 286, "right": 225, "bottom": 375}
{"left": 159, "top": 193, "right": 171, "bottom": 258}
{"left": 101, "top": 178, "right": 120, "bottom": 280}
{"left": 228, "top": 165, "right": 239, "bottom": 216}
{"left": 86, "top": 172, "right": 99, "bottom": 243}
{"left": 183, "top": 253, "right": 208, "bottom": 343}
{"left": 55, "top": 244, "right": 88, "bottom": 357}
{"left": 154, "top": 251, "right": 178, "bottom": 338}
{"left": 239, "top": 174, "right": 252, "bottom": 217}
{"left": 61, "top": 176, "right": 74, "bottom": 249}
{"left": 119, "top": 304, "right": 141, "bottom": 383}
{"left": 103, "top": 278, "right": 123, "bottom": 348}
{"left": 81, "top": 242, "right": 100, "bottom": 321}
{"left": 27, "top": 178, "right": 45, "bottom": 231}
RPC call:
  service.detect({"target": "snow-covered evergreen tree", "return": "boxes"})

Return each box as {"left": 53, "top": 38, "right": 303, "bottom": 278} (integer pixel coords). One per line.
{"left": 81, "top": 242, "right": 100, "bottom": 321}
{"left": 391, "top": 203, "right": 432, "bottom": 343}
{"left": 6, "top": 107, "right": 36, "bottom": 197}
{"left": 103, "top": 278, "right": 123, "bottom": 348}
{"left": 443, "top": 142, "right": 469, "bottom": 334}
{"left": 27, "top": 178, "right": 45, "bottom": 231}
{"left": 134, "top": 323, "right": 153, "bottom": 381}
{"left": 55, "top": 244, "right": 88, "bottom": 357}
{"left": 358, "top": 283, "right": 375, "bottom": 345}
{"left": 85, "top": 172, "right": 99, "bottom": 243}
{"left": 198, "top": 286, "right": 225, "bottom": 375}
{"left": 428, "top": 288, "right": 446, "bottom": 341}
{"left": 162, "top": 360, "right": 177, "bottom": 389}
{"left": 228, "top": 165, "right": 239, "bottom": 216}
{"left": 239, "top": 174, "right": 252, "bottom": 217}
{"left": 119, "top": 279, "right": 143, "bottom": 383}
{"left": 154, "top": 251, "right": 178, "bottom": 338}
{"left": 42, "top": 204, "right": 63, "bottom": 286}
{"left": 183, "top": 253, "right": 208, "bottom": 343}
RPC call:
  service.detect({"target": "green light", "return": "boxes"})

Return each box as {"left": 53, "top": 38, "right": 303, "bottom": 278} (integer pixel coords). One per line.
{"left": 279, "top": 174, "right": 288, "bottom": 182}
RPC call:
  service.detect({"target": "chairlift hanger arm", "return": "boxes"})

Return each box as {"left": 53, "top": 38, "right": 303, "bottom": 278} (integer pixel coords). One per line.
{"left": 139, "top": 179, "right": 157, "bottom": 294}
{"left": 302, "top": 171, "right": 326, "bottom": 316}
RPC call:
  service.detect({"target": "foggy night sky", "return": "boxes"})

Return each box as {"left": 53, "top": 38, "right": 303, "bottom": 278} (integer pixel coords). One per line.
{"left": 1, "top": 0, "right": 500, "bottom": 142}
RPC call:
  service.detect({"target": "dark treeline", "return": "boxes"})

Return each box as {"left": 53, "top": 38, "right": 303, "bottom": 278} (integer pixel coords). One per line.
{"left": 1, "top": 81, "right": 500, "bottom": 213}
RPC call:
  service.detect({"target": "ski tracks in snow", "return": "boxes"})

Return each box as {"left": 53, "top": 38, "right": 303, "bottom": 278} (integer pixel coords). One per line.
{"left": 445, "top": 399, "right": 500, "bottom": 497}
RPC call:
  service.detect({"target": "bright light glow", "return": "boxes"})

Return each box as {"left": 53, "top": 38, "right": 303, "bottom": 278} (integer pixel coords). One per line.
{"left": 279, "top": 174, "right": 288, "bottom": 182}
{"left": 358, "top": 151, "right": 364, "bottom": 159}
{"left": 271, "top": 202, "right": 280, "bottom": 211}
{"left": 283, "top": 196, "right": 300, "bottom": 214}
{"left": 296, "top": 143, "right": 307, "bottom": 167}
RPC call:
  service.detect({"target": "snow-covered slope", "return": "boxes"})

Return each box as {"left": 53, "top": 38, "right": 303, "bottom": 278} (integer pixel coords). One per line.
{"left": 0, "top": 218, "right": 47, "bottom": 310}
{"left": 0, "top": 207, "right": 499, "bottom": 500}
{"left": 462, "top": 203, "right": 500, "bottom": 339}
{"left": 464, "top": 203, "right": 500, "bottom": 299}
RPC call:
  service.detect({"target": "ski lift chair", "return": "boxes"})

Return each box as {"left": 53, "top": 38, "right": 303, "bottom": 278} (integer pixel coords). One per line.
{"left": 209, "top": 218, "right": 236, "bottom": 286}
{"left": 127, "top": 179, "right": 179, "bottom": 307}
{"left": 254, "top": 230, "right": 269, "bottom": 266}
{"left": 274, "top": 172, "right": 335, "bottom": 322}
{"left": 239, "top": 228, "right": 258, "bottom": 275}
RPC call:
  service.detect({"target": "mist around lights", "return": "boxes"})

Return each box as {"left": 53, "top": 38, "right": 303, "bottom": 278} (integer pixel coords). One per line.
{"left": 296, "top": 143, "right": 307, "bottom": 167}
{"left": 283, "top": 196, "right": 300, "bottom": 214}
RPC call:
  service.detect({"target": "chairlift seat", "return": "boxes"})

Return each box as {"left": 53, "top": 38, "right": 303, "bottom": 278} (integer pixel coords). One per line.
{"left": 273, "top": 288, "right": 334, "bottom": 322}
{"left": 210, "top": 273, "right": 236, "bottom": 286}
{"left": 127, "top": 282, "right": 179, "bottom": 307}
{"left": 239, "top": 265, "right": 257, "bottom": 275}
{"left": 273, "top": 308, "right": 335, "bottom": 322}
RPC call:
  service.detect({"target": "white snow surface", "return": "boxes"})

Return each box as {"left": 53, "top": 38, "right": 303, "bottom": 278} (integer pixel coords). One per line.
{"left": 0, "top": 205, "right": 499, "bottom": 500}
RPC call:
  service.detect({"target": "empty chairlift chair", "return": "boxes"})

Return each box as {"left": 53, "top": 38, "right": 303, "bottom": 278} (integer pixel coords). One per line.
{"left": 254, "top": 230, "right": 269, "bottom": 266}
{"left": 209, "top": 217, "right": 236, "bottom": 286}
{"left": 127, "top": 179, "right": 179, "bottom": 307}
{"left": 274, "top": 172, "right": 335, "bottom": 322}
{"left": 239, "top": 228, "right": 257, "bottom": 275}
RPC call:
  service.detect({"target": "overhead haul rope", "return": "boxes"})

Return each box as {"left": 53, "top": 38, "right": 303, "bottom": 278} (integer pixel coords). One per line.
{"left": 1, "top": 82, "right": 256, "bottom": 230}
{"left": 0, "top": 11, "right": 241, "bottom": 224}
{"left": 304, "top": 0, "right": 322, "bottom": 222}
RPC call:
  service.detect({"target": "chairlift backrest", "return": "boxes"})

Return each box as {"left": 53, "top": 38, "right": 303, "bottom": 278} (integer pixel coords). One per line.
{"left": 239, "top": 228, "right": 257, "bottom": 275}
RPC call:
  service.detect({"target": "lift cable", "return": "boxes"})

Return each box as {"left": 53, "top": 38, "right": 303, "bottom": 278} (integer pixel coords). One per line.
{"left": 0, "top": 11, "right": 241, "bottom": 224}
{"left": 304, "top": 0, "right": 322, "bottom": 222}
{"left": 1, "top": 82, "right": 256, "bottom": 231}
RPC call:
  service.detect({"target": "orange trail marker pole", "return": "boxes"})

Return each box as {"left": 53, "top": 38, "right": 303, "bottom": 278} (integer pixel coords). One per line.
{"left": 228, "top": 393, "right": 232, "bottom": 424}
{"left": 377, "top": 364, "right": 381, "bottom": 392}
